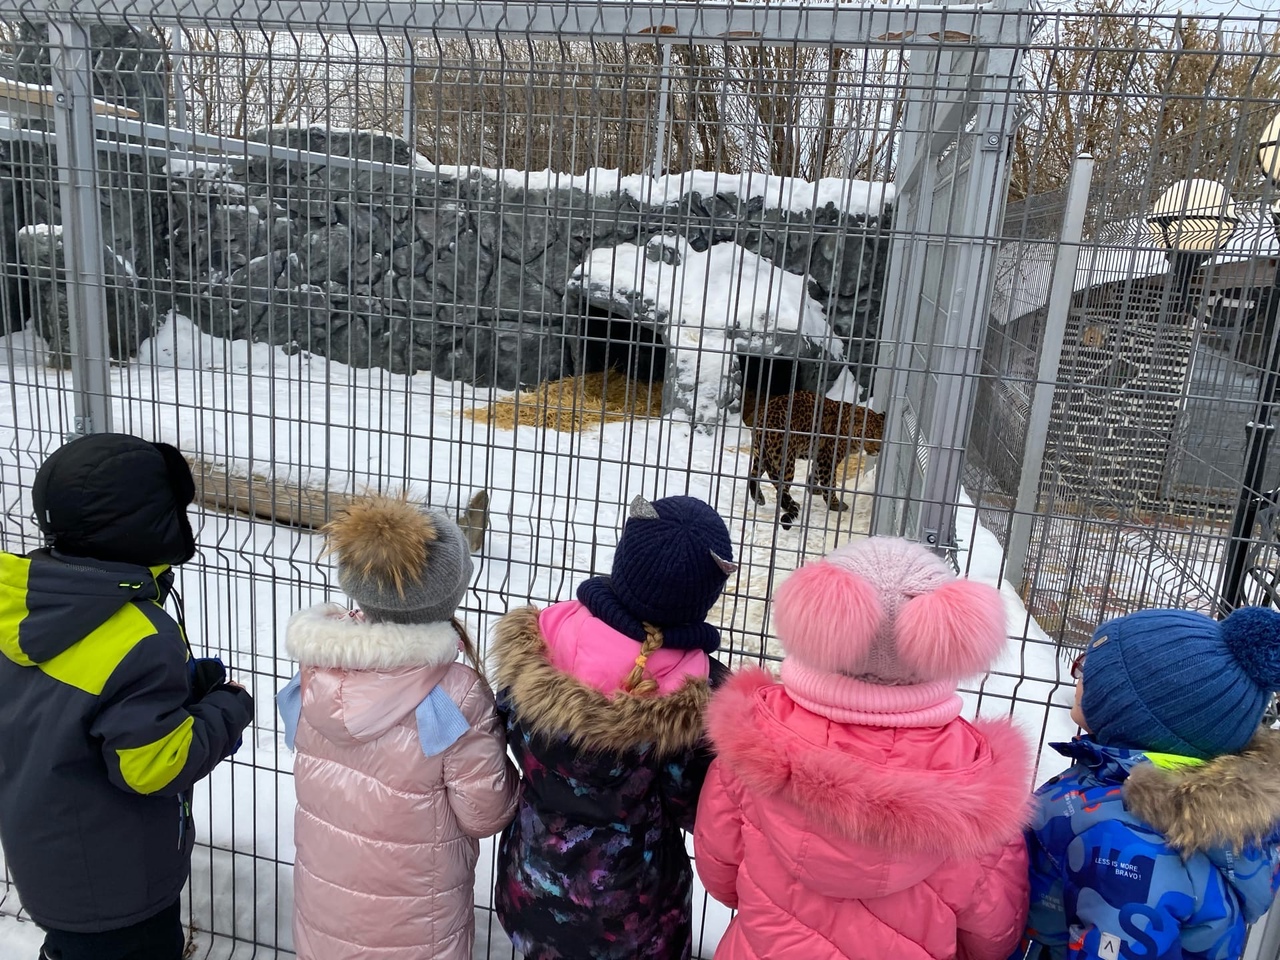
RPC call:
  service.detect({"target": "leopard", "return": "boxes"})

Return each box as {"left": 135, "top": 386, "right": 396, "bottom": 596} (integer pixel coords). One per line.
{"left": 746, "top": 390, "right": 884, "bottom": 529}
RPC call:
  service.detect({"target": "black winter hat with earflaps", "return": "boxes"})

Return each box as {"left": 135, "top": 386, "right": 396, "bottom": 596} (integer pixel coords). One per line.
{"left": 31, "top": 433, "right": 198, "bottom": 567}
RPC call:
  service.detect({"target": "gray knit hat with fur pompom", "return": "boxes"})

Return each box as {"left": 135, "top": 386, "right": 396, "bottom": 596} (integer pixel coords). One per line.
{"left": 322, "top": 494, "right": 473, "bottom": 624}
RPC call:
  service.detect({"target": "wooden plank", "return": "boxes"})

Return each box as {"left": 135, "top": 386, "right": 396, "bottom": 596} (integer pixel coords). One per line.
{"left": 0, "top": 77, "right": 141, "bottom": 120}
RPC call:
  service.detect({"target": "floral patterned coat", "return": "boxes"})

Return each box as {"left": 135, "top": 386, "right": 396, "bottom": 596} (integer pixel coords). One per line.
{"left": 492, "top": 606, "right": 722, "bottom": 960}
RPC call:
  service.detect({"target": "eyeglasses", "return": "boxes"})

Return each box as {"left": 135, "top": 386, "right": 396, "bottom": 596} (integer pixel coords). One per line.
{"left": 1070, "top": 651, "right": 1086, "bottom": 681}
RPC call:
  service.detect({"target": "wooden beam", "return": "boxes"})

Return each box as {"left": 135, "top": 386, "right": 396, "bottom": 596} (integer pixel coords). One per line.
{"left": 187, "top": 457, "right": 488, "bottom": 553}
{"left": 0, "top": 77, "right": 141, "bottom": 122}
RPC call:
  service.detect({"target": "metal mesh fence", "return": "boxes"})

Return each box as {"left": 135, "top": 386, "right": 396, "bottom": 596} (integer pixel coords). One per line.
{"left": 972, "top": 11, "right": 1280, "bottom": 656}
{"left": 0, "top": 1, "right": 1277, "bottom": 957}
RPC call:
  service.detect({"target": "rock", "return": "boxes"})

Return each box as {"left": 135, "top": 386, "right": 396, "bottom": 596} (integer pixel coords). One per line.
{"left": 302, "top": 224, "right": 353, "bottom": 285}
{"left": 17, "top": 226, "right": 153, "bottom": 367}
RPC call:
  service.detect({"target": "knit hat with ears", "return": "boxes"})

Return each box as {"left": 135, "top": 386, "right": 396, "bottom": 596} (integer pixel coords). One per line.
{"left": 322, "top": 493, "right": 473, "bottom": 624}
{"left": 772, "top": 537, "right": 1008, "bottom": 727}
{"left": 577, "top": 495, "right": 736, "bottom": 653}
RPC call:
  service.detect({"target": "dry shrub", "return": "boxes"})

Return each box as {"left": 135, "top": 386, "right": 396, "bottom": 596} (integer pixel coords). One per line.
{"left": 466, "top": 371, "right": 663, "bottom": 433}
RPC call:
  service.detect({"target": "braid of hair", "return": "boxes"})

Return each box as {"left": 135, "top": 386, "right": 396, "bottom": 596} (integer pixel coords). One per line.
{"left": 621, "top": 623, "right": 664, "bottom": 697}
{"left": 452, "top": 617, "right": 485, "bottom": 680}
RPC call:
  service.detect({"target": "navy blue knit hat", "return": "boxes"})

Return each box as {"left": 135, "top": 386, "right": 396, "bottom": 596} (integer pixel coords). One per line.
{"left": 1080, "top": 606, "right": 1280, "bottom": 760}
{"left": 577, "top": 495, "right": 735, "bottom": 653}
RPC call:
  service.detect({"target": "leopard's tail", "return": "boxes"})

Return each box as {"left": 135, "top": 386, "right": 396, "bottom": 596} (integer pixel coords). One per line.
{"left": 747, "top": 436, "right": 763, "bottom": 501}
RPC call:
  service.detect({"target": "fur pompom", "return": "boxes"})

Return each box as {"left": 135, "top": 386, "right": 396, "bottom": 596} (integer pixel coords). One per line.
{"left": 772, "top": 560, "right": 882, "bottom": 673}
{"left": 895, "top": 579, "right": 1007, "bottom": 680}
{"left": 1222, "top": 606, "right": 1280, "bottom": 690}
{"left": 321, "top": 494, "right": 438, "bottom": 598}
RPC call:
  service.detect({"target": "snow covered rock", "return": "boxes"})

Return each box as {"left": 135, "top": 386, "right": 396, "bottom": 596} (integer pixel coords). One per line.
{"left": 16, "top": 224, "right": 156, "bottom": 368}
{"left": 569, "top": 235, "right": 845, "bottom": 429}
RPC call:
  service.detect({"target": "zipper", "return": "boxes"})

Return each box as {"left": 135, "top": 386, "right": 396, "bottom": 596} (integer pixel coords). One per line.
{"left": 178, "top": 792, "right": 191, "bottom": 850}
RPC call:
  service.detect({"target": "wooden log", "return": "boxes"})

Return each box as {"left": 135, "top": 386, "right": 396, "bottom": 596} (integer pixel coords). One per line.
{"left": 187, "top": 457, "right": 488, "bottom": 553}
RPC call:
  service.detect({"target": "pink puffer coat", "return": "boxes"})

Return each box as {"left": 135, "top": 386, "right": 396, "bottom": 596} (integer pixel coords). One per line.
{"left": 286, "top": 604, "right": 518, "bottom": 960}
{"left": 695, "top": 669, "right": 1031, "bottom": 960}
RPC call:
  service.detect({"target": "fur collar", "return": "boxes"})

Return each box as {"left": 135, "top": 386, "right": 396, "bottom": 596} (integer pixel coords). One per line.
{"left": 492, "top": 606, "right": 710, "bottom": 758}
{"left": 708, "top": 668, "right": 1033, "bottom": 859}
{"left": 285, "top": 602, "right": 460, "bottom": 670}
{"left": 1125, "top": 728, "right": 1280, "bottom": 855}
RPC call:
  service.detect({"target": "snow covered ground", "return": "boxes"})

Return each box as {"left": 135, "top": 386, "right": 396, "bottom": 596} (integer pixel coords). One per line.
{"left": 0, "top": 315, "right": 1075, "bottom": 958}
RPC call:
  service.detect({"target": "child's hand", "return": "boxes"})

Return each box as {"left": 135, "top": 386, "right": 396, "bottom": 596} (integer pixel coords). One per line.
{"left": 211, "top": 680, "right": 253, "bottom": 758}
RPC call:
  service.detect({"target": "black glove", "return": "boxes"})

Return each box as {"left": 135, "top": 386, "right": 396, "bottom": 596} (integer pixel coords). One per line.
{"left": 189, "top": 657, "right": 227, "bottom": 700}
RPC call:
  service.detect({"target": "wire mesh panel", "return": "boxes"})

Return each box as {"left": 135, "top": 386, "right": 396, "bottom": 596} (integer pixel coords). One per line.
{"left": 1, "top": 0, "right": 1279, "bottom": 957}
{"left": 970, "top": 12, "right": 1280, "bottom": 657}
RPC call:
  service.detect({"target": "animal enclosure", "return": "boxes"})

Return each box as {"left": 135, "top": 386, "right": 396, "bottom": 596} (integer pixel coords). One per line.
{"left": 1, "top": 0, "right": 1280, "bottom": 957}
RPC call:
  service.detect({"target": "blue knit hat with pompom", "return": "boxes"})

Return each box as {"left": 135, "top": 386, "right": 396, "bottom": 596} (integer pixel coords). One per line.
{"left": 1080, "top": 606, "right": 1280, "bottom": 760}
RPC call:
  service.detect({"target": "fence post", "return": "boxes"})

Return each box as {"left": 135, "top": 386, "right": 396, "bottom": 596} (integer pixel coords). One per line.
{"left": 651, "top": 39, "right": 673, "bottom": 179}
{"left": 170, "top": 27, "right": 189, "bottom": 130}
{"left": 48, "top": 18, "right": 113, "bottom": 438}
{"left": 402, "top": 35, "right": 416, "bottom": 146}
{"left": 1005, "top": 153, "right": 1095, "bottom": 588}
{"left": 1246, "top": 896, "right": 1280, "bottom": 960}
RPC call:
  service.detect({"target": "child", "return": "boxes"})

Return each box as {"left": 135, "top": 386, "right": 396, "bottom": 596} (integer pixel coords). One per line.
{"left": 1019, "top": 606, "right": 1280, "bottom": 960}
{"left": 493, "top": 494, "right": 736, "bottom": 960}
{"left": 0, "top": 433, "right": 254, "bottom": 960}
{"left": 697, "top": 537, "right": 1033, "bottom": 960}
{"left": 279, "top": 494, "right": 518, "bottom": 960}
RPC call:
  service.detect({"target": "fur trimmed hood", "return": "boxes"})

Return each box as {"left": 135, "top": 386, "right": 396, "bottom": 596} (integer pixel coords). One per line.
{"left": 286, "top": 602, "right": 461, "bottom": 670}
{"left": 492, "top": 606, "right": 709, "bottom": 758}
{"left": 708, "top": 668, "right": 1033, "bottom": 861}
{"left": 1125, "top": 728, "right": 1280, "bottom": 855}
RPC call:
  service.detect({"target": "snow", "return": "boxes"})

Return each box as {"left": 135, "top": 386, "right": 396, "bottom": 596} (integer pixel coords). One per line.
{"left": 166, "top": 155, "right": 231, "bottom": 176}
{"left": 823, "top": 366, "right": 868, "bottom": 406}
{"left": 16, "top": 223, "right": 62, "bottom": 238}
{"left": 430, "top": 165, "right": 895, "bottom": 217}
{"left": 197, "top": 122, "right": 895, "bottom": 218}
{"left": 573, "top": 236, "right": 844, "bottom": 424}
{"left": 0, "top": 913, "right": 41, "bottom": 959}
{"left": 0, "top": 312, "right": 1068, "bottom": 957}
{"left": 576, "top": 236, "right": 837, "bottom": 350}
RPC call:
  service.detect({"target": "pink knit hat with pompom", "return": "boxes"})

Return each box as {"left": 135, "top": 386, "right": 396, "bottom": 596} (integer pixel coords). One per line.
{"left": 771, "top": 537, "right": 1007, "bottom": 727}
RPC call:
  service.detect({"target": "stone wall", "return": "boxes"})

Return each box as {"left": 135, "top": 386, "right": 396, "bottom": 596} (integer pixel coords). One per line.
{"left": 0, "top": 28, "right": 892, "bottom": 414}
{"left": 165, "top": 127, "right": 891, "bottom": 403}
{"left": 0, "top": 24, "right": 169, "bottom": 363}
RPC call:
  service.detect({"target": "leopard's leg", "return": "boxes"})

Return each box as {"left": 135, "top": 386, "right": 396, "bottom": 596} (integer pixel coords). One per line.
{"left": 776, "top": 454, "right": 801, "bottom": 529}
{"left": 815, "top": 441, "right": 849, "bottom": 512}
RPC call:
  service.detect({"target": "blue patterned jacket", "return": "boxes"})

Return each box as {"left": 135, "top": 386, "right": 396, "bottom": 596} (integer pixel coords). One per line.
{"left": 1018, "top": 735, "right": 1280, "bottom": 960}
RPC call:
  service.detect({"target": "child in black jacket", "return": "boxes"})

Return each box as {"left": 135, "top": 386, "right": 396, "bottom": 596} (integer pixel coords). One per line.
{"left": 0, "top": 433, "right": 254, "bottom": 960}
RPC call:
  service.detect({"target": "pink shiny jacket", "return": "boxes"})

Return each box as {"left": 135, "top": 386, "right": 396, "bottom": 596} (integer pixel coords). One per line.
{"left": 696, "top": 669, "right": 1032, "bottom": 960}
{"left": 286, "top": 604, "right": 518, "bottom": 960}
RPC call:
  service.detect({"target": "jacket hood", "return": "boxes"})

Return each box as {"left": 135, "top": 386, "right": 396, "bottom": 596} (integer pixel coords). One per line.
{"left": 708, "top": 668, "right": 1033, "bottom": 898}
{"left": 539, "top": 600, "right": 710, "bottom": 697}
{"left": 1098, "top": 731, "right": 1280, "bottom": 855}
{"left": 0, "top": 550, "right": 171, "bottom": 665}
{"left": 492, "top": 605, "right": 710, "bottom": 758}
{"left": 286, "top": 603, "right": 461, "bottom": 743}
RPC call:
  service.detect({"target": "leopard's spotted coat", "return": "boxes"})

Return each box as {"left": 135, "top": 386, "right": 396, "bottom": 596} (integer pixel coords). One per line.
{"left": 746, "top": 391, "right": 884, "bottom": 529}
